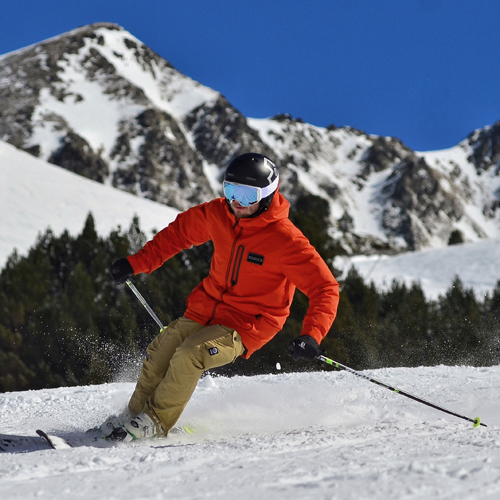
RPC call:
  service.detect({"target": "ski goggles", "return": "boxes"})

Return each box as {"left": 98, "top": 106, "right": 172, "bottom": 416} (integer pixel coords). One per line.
{"left": 223, "top": 177, "right": 279, "bottom": 207}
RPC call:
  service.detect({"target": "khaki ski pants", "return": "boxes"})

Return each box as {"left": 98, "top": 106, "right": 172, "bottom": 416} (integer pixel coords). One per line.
{"left": 128, "top": 317, "right": 245, "bottom": 436}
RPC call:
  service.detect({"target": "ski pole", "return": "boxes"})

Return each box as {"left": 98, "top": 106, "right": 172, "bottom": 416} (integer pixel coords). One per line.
{"left": 125, "top": 279, "right": 165, "bottom": 330}
{"left": 317, "top": 354, "right": 487, "bottom": 428}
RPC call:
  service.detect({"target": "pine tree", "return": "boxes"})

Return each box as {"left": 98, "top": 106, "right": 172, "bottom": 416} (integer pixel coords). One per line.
{"left": 435, "top": 276, "right": 482, "bottom": 365}
{"left": 330, "top": 267, "right": 381, "bottom": 369}
{"left": 377, "top": 281, "right": 431, "bottom": 367}
{"left": 289, "top": 194, "right": 340, "bottom": 267}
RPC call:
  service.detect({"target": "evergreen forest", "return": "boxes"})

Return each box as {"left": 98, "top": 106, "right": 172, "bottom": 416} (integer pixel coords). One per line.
{"left": 1, "top": 195, "right": 500, "bottom": 393}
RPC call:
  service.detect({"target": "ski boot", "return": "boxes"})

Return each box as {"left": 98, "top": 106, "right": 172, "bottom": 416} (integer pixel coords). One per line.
{"left": 96, "top": 408, "right": 132, "bottom": 437}
{"left": 108, "top": 413, "right": 158, "bottom": 442}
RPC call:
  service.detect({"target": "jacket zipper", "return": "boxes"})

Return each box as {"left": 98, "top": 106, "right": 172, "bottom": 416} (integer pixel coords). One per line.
{"left": 230, "top": 245, "right": 244, "bottom": 287}
{"left": 207, "top": 225, "right": 244, "bottom": 324}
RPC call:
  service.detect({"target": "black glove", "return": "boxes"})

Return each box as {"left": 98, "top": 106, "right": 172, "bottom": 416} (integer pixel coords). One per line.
{"left": 288, "top": 335, "right": 320, "bottom": 361}
{"left": 109, "top": 258, "right": 134, "bottom": 284}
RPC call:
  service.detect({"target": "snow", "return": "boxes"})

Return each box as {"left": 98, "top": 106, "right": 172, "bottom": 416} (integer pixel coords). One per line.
{"left": 94, "top": 26, "right": 219, "bottom": 120}
{"left": 29, "top": 83, "right": 144, "bottom": 163}
{"left": 248, "top": 117, "right": 393, "bottom": 241}
{"left": 419, "top": 143, "right": 500, "bottom": 240}
{"left": 23, "top": 24, "right": 219, "bottom": 186}
{"left": 335, "top": 239, "right": 500, "bottom": 300}
{"left": 1, "top": 365, "right": 500, "bottom": 499}
{"left": 0, "top": 140, "right": 178, "bottom": 267}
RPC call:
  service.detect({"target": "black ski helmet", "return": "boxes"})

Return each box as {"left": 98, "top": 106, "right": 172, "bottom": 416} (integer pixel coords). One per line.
{"left": 224, "top": 153, "right": 279, "bottom": 213}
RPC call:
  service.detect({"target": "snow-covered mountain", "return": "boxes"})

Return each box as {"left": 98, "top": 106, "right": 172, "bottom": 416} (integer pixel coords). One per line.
{"left": 2, "top": 135, "right": 499, "bottom": 302}
{"left": 2, "top": 22, "right": 500, "bottom": 254}
{"left": 1, "top": 366, "right": 499, "bottom": 499}
{"left": 0, "top": 22, "right": 219, "bottom": 211}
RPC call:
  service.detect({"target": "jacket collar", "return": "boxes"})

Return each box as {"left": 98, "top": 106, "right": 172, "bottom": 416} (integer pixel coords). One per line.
{"left": 223, "top": 191, "right": 290, "bottom": 229}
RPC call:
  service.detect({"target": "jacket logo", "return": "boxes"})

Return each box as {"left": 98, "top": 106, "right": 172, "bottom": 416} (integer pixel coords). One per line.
{"left": 208, "top": 347, "right": 219, "bottom": 356}
{"left": 247, "top": 253, "right": 264, "bottom": 265}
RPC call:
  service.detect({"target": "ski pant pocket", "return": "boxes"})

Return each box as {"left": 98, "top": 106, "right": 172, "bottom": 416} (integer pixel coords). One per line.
{"left": 185, "top": 326, "right": 245, "bottom": 370}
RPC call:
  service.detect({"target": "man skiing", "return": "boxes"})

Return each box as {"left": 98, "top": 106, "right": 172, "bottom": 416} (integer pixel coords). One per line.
{"left": 103, "top": 153, "right": 340, "bottom": 441}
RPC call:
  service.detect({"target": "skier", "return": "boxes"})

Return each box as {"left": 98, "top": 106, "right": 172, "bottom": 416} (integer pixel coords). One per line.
{"left": 103, "top": 153, "right": 340, "bottom": 441}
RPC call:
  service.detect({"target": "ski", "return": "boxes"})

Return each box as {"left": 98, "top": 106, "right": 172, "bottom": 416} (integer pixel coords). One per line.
{"left": 0, "top": 432, "right": 101, "bottom": 452}
{"left": 36, "top": 429, "right": 72, "bottom": 450}
{"left": 0, "top": 433, "right": 51, "bottom": 452}
{"left": 37, "top": 429, "right": 113, "bottom": 449}
{"left": 1, "top": 424, "right": 208, "bottom": 453}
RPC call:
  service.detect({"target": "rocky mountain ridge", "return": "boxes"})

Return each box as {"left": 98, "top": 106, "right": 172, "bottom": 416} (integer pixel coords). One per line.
{"left": 1, "top": 22, "right": 500, "bottom": 254}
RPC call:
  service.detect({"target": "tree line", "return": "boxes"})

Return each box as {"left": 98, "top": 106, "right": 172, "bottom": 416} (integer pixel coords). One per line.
{"left": 1, "top": 195, "right": 499, "bottom": 393}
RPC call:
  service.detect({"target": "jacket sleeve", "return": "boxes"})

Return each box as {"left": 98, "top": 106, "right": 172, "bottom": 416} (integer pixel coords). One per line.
{"left": 127, "top": 203, "right": 212, "bottom": 274}
{"left": 279, "top": 228, "right": 340, "bottom": 345}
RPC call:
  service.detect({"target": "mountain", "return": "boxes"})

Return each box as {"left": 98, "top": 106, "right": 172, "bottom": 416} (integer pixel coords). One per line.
{"left": 1, "top": 22, "right": 500, "bottom": 254}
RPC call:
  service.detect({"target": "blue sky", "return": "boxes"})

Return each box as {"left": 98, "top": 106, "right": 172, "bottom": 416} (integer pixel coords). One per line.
{"left": 2, "top": 0, "right": 500, "bottom": 151}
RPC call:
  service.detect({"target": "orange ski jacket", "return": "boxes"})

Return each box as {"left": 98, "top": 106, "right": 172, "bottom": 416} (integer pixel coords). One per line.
{"left": 127, "top": 192, "right": 339, "bottom": 358}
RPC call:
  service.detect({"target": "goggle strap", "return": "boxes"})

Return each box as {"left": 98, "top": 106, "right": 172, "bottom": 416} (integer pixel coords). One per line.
{"left": 260, "top": 176, "right": 279, "bottom": 198}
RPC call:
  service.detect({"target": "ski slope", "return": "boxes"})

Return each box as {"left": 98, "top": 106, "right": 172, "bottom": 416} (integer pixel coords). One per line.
{"left": 0, "top": 140, "right": 178, "bottom": 267}
{"left": 335, "top": 239, "right": 500, "bottom": 300}
{"left": 1, "top": 365, "right": 499, "bottom": 499}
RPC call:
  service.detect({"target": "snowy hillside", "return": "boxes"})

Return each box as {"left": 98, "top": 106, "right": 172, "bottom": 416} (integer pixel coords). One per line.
{"left": 1, "top": 366, "right": 499, "bottom": 499}
{"left": 419, "top": 142, "right": 500, "bottom": 243}
{"left": 0, "top": 139, "right": 178, "bottom": 267}
{"left": 248, "top": 117, "right": 389, "bottom": 239}
{"left": 335, "top": 239, "right": 500, "bottom": 300}
{"left": 252, "top": 115, "right": 500, "bottom": 251}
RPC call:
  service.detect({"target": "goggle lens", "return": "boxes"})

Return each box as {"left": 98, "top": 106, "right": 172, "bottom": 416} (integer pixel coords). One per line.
{"left": 223, "top": 182, "right": 260, "bottom": 206}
